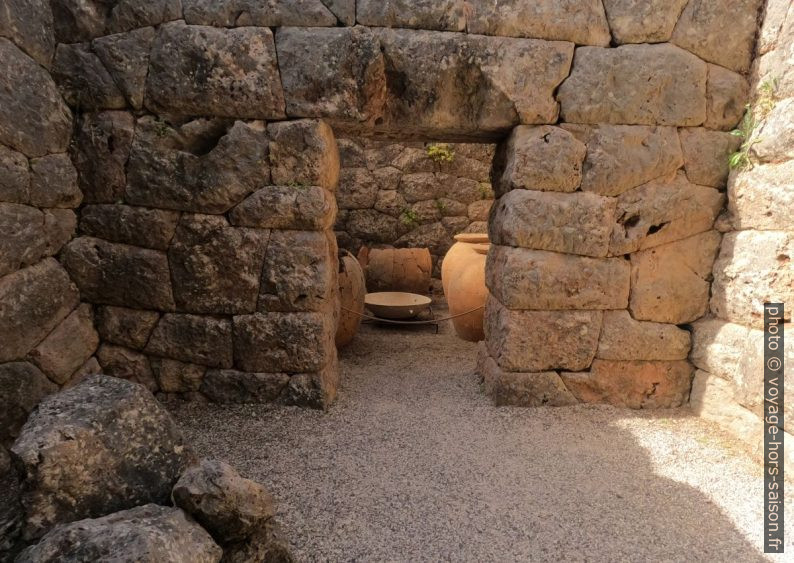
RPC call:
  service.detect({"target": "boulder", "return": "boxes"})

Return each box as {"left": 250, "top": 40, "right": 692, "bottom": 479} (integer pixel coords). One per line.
{"left": 92, "top": 27, "right": 156, "bottom": 110}
{"left": 679, "top": 128, "right": 740, "bottom": 188}
{"left": 146, "top": 314, "right": 234, "bottom": 369}
{"left": 705, "top": 64, "right": 749, "bottom": 131}
{"left": 356, "top": 0, "right": 466, "bottom": 31}
{"left": 602, "top": 0, "right": 688, "bottom": 43}
{"left": 597, "top": 310, "right": 691, "bottom": 361}
{"left": 29, "top": 154, "right": 81, "bottom": 208}
{"left": 79, "top": 204, "right": 180, "bottom": 251}
{"left": 95, "top": 306, "right": 159, "bottom": 351}
{"left": 151, "top": 358, "right": 207, "bottom": 395}
{"left": 28, "top": 304, "right": 99, "bottom": 385}
{"left": 0, "top": 442, "right": 24, "bottom": 558}
{"left": 0, "top": 144, "right": 29, "bottom": 204}
{"left": 728, "top": 160, "right": 794, "bottom": 231}
{"left": 11, "top": 376, "right": 195, "bottom": 540}
{"left": 183, "top": 0, "right": 337, "bottom": 26}
{"left": 229, "top": 185, "right": 336, "bottom": 231}
{"left": 201, "top": 370, "right": 289, "bottom": 403}
{"left": 0, "top": 203, "right": 76, "bottom": 277}
{"left": 0, "top": 0, "right": 55, "bottom": 68}
{"left": 95, "top": 343, "right": 158, "bottom": 393}
{"left": 268, "top": 119, "right": 340, "bottom": 191}
{"left": 0, "top": 362, "right": 57, "bottom": 445}
{"left": 52, "top": 42, "right": 127, "bottom": 110}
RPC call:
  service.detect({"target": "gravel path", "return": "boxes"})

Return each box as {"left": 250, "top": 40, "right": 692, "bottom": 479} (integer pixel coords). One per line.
{"left": 172, "top": 315, "right": 792, "bottom": 562}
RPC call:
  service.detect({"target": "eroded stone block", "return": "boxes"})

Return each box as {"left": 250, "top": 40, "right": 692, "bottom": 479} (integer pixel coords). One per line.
{"left": 229, "top": 185, "right": 335, "bottom": 230}
{"left": 602, "top": 0, "right": 688, "bottom": 43}
{"left": 28, "top": 304, "right": 99, "bottom": 385}
{"left": 184, "top": 0, "right": 337, "bottom": 26}
{"left": 79, "top": 205, "right": 179, "bottom": 251}
{"left": 201, "top": 370, "right": 289, "bottom": 403}
{"left": 95, "top": 306, "right": 159, "bottom": 351}
{"left": 357, "top": 0, "right": 466, "bottom": 31}
{"left": 268, "top": 119, "right": 339, "bottom": 191}
{"left": 705, "top": 64, "right": 749, "bottom": 131}
{"left": 597, "top": 310, "right": 691, "bottom": 361}
{"left": 0, "top": 203, "right": 76, "bottom": 277}
{"left": 146, "top": 314, "right": 234, "bottom": 369}
{"left": 679, "top": 128, "right": 740, "bottom": 188}
{"left": 728, "top": 160, "right": 794, "bottom": 231}
{"left": 96, "top": 343, "right": 157, "bottom": 392}
{"left": 0, "top": 0, "right": 55, "bottom": 68}
{"left": 92, "top": 27, "right": 155, "bottom": 110}
{"left": 0, "top": 144, "right": 29, "bottom": 204}
{"left": 151, "top": 358, "right": 206, "bottom": 394}
{"left": 0, "top": 362, "right": 57, "bottom": 445}
{"left": 52, "top": 42, "right": 126, "bottom": 110}
{"left": 29, "top": 154, "right": 81, "bottom": 208}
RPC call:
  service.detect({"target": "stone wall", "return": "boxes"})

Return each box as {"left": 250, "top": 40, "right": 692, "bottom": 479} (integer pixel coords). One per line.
{"left": 335, "top": 138, "right": 495, "bottom": 276}
{"left": 690, "top": 0, "right": 794, "bottom": 458}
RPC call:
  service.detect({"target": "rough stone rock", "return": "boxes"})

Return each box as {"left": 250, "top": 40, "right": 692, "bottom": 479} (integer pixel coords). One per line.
{"left": 230, "top": 186, "right": 335, "bottom": 231}
{"left": 28, "top": 304, "right": 99, "bottom": 385}
{"left": 0, "top": 0, "right": 55, "bottom": 68}
{"left": 0, "top": 203, "right": 76, "bottom": 277}
{"left": 467, "top": 0, "right": 611, "bottom": 46}
{"left": 201, "top": 370, "right": 289, "bottom": 403}
{"left": 15, "top": 504, "right": 221, "bottom": 563}
{"left": 346, "top": 209, "right": 405, "bottom": 243}
{"left": 609, "top": 172, "right": 724, "bottom": 255}
{"left": 597, "top": 310, "right": 691, "bottom": 361}
{"left": 184, "top": 0, "right": 336, "bottom": 26}
{"left": 399, "top": 172, "right": 449, "bottom": 203}
{"left": 172, "top": 459, "right": 275, "bottom": 543}
{"left": 488, "top": 190, "right": 615, "bottom": 258}
{"left": 146, "top": 22, "right": 285, "bottom": 119}
{"left": 491, "top": 126, "right": 586, "bottom": 195}
{"left": 562, "top": 124, "right": 684, "bottom": 197}
{"left": 671, "top": 0, "right": 762, "bottom": 73}
{"left": 357, "top": 0, "right": 466, "bottom": 31}
{"left": 0, "top": 441, "right": 24, "bottom": 558}
{"left": 268, "top": 120, "right": 339, "bottom": 191}
{"left": 485, "top": 298, "right": 601, "bottom": 372}
{"left": 127, "top": 117, "right": 270, "bottom": 214}
{"left": 0, "top": 259, "right": 80, "bottom": 363}
{"left": 146, "top": 314, "right": 234, "bottom": 369}
{"left": 0, "top": 144, "right": 29, "bottom": 203}
{"left": 395, "top": 222, "right": 451, "bottom": 256}
{"left": 337, "top": 168, "right": 380, "bottom": 209}
{"left": 602, "top": 0, "right": 688, "bottom": 43}
{"left": 61, "top": 237, "right": 176, "bottom": 311}
{"left": 752, "top": 97, "right": 794, "bottom": 163}
{"left": 478, "top": 349, "right": 578, "bottom": 407}
{"left": 710, "top": 231, "right": 794, "bottom": 328}
{"left": 467, "top": 200, "right": 492, "bottom": 222}
{"left": 486, "top": 246, "right": 630, "bottom": 310}
{"left": 52, "top": 42, "right": 127, "bottom": 110}
{"left": 233, "top": 312, "right": 334, "bottom": 373}
{"left": 29, "top": 154, "right": 81, "bottom": 208}
{"left": 373, "top": 29, "right": 573, "bottom": 136}
{"left": 151, "top": 358, "right": 206, "bottom": 394}
{"left": 281, "top": 356, "right": 339, "bottom": 409}
{"left": 561, "top": 359, "right": 693, "bottom": 409}
{"left": 11, "top": 376, "right": 194, "bottom": 540}
{"left": 679, "top": 128, "right": 740, "bottom": 188}
{"left": 322, "top": 0, "right": 354, "bottom": 25}
{"left": 96, "top": 343, "right": 157, "bottom": 392}
{"left": 221, "top": 519, "right": 295, "bottom": 563}
{"left": 728, "top": 160, "right": 794, "bottom": 231}
{"left": 79, "top": 204, "right": 180, "bottom": 251}
{"left": 95, "top": 306, "right": 159, "bottom": 351}
{"left": 92, "top": 27, "right": 156, "bottom": 110}
{"left": 66, "top": 356, "right": 101, "bottom": 387}
{"left": 706, "top": 64, "right": 750, "bottom": 131}
{"left": 169, "top": 214, "right": 270, "bottom": 315}
{"left": 558, "top": 44, "right": 707, "bottom": 126}
{"left": 276, "top": 27, "right": 386, "bottom": 123}
{"left": 50, "top": 0, "right": 182, "bottom": 42}
{"left": 0, "top": 38, "right": 72, "bottom": 157}
{"left": 757, "top": 0, "right": 791, "bottom": 54}
{"left": 630, "top": 231, "right": 722, "bottom": 324}
{"left": 71, "top": 111, "right": 135, "bottom": 204}
{"left": 0, "top": 362, "right": 57, "bottom": 445}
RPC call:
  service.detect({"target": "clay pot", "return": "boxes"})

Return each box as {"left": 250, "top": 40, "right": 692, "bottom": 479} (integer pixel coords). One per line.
{"left": 441, "top": 233, "right": 489, "bottom": 296}
{"left": 335, "top": 251, "right": 366, "bottom": 348}
{"left": 357, "top": 247, "right": 432, "bottom": 294}
{"left": 443, "top": 234, "right": 489, "bottom": 342}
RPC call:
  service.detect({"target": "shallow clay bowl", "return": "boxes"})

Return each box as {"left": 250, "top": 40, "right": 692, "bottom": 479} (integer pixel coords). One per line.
{"left": 365, "top": 292, "right": 432, "bottom": 320}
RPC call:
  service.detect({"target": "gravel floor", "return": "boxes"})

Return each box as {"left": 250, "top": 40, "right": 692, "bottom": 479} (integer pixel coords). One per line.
{"left": 172, "top": 313, "right": 792, "bottom": 562}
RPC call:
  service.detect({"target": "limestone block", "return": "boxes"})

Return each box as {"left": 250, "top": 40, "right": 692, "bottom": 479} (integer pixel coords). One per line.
{"left": 96, "top": 343, "right": 157, "bottom": 393}
{"left": 705, "top": 64, "right": 749, "bottom": 131}
{"left": 0, "top": 203, "right": 76, "bottom": 277}
{"left": 357, "top": 0, "right": 466, "bottom": 31}
{"left": 229, "top": 185, "right": 335, "bottom": 231}
{"left": 151, "top": 358, "right": 206, "bottom": 394}
{"left": 468, "top": 200, "right": 492, "bottom": 222}
{"left": 728, "top": 160, "right": 794, "bottom": 231}
{"left": 268, "top": 119, "right": 339, "bottom": 191}
{"left": 146, "top": 314, "right": 234, "bottom": 369}
{"left": 92, "top": 27, "right": 155, "bottom": 110}
{"left": 95, "top": 306, "right": 159, "bottom": 351}
{"left": 200, "top": 370, "right": 289, "bottom": 404}
{"left": 399, "top": 173, "right": 450, "bottom": 203}
{"left": 602, "top": 0, "right": 688, "bottom": 43}
{"left": 50, "top": 0, "right": 182, "bottom": 42}
{"left": 597, "top": 310, "right": 691, "bottom": 361}
{"left": 281, "top": 355, "right": 339, "bottom": 409}
{"left": 679, "top": 128, "right": 740, "bottom": 188}
{"left": 752, "top": 97, "right": 794, "bottom": 163}
{"left": 28, "top": 304, "right": 99, "bottom": 385}
{"left": 395, "top": 222, "right": 451, "bottom": 256}
{"left": 337, "top": 168, "right": 380, "bottom": 209}
{"left": 346, "top": 209, "right": 405, "bottom": 244}
{"left": 185, "top": 0, "right": 336, "bottom": 25}
{"left": 52, "top": 42, "right": 127, "bottom": 110}
{"left": 0, "top": 362, "right": 57, "bottom": 445}
{"left": 29, "top": 154, "right": 81, "bottom": 208}
{"left": 322, "top": 0, "right": 354, "bottom": 25}
{"left": 0, "top": 0, "right": 55, "bottom": 68}
{"left": 0, "top": 145, "right": 29, "bottom": 204}
{"left": 79, "top": 205, "right": 178, "bottom": 251}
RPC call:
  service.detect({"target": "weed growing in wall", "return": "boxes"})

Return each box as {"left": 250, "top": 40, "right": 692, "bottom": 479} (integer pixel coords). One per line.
{"left": 729, "top": 77, "right": 778, "bottom": 170}
{"left": 426, "top": 143, "right": 455, "bottom": 163}
{"left": 400, "top": 208, "right": 420, "bottom": 227}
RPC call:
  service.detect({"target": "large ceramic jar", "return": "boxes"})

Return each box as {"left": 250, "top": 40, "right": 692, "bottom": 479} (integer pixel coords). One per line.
{"left": 357, "top": 247, "right": 432, "bottom": 294}
{"left": 442, "top": 234, "right": 489, "bottom": 342}
{"left": 335, "top": 251, "right": 366, "bottom": 348}
{"left": 441, "top": 233, "right": 489, "bottom": 296}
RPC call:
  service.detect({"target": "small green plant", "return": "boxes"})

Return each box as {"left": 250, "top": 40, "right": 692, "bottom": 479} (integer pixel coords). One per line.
{"left": 478, "top": 182, "right": 494, "bottom": 200}
{"left": 286, "top": 181, "right": 309, "bottom": 189}
{"left": 153, "top": 118, "right": 171, "bottom": 137}
{"left": 435, "top": 199, "right": 447, "bottom": 213}
{"left": 426, "top": 143, "right": 455, "bottom": 163}
{"left": 729, "top": 77, "right": 778, "bottom": 170}
{"left": 400, "top": 208, "right": 420, "bottom": 227}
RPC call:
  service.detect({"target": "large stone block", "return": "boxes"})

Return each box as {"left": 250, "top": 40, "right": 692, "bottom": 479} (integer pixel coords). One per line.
{"left": 126, "top": 117, "right": 269, "bottom": 213}
{"left": 29, "top": 154, "right": 81, "bottom": 209}
{"left": 229, "top": 185, "right": 335, "bottom": 230}
{"left": 491, "top": 125, "right": 586, "bottom": 194}
{"left": 169, "top": 214, "right": 270, "bottom": 315}
{"left": 186, "top": 0, "right": 336, "bottom": 25}
{"left": 561, "top": 359, "right": 693, "bottom": 408}
{"left": 558, "top": 44, "right": 707, "bottom": 126}
{"left": 150, "top": 358, "right": 206, "bottom": 394}
{"left": 602, "top": 0, "right": 688, "bottom": 43}
{"left": 79, "top": 205, "right": 179, "bottom": 251}
{"left": 0, "top": 144, "right": 29, "bottom": 204}
{"left": 92, "top": 27, "right": 155, "bottom": 110}
{"left": 336, "top": 168, "right": 380, "bottom": 209}
{"left": 50, "top": 0, "right": 182, "bottom": 42}
{"left": 146, "top": 314, "right": 234, "bottom": 369}
{"left": 488, "top": 190, "right": 615, "bottom": 257}
{"left": 345, "top": 209, "right": 406, "bottom": 244}
{"left": 281, "top": 355, "right": 339, "bottom": 409}
{"left": 52, "top": 42, "right": 127, "bottom": 110}
{"left": 597, "top": 310, "right": 691, "bottom": 361}
{"left": 0, "top": 203, "right": 76, "bottom": 277}
{"left": 323, "top": 0, "right": 354, "bottom": 25}
{"left": 0, "top": 38, "right": 72, "bottom": 157}
{"left": 485, "top": 298, "right": 601, "bottom": 372}
{"left": 28, "top": 304, "right": 99, "bottom": 385}
{"left": 0, "top": 0, "right": 55, "bottom": 68}
{"left": 0, "top": 362, "right": 57, "bottom": 445}
{"left": 630, "top": 231, "right": 722, "bottom": 324}
{"left": 728, "top": 160, "right": 794, "bottom": 231}
{"left": 268, "top": 119, "right": 339, "bottom": 191}
{"left": 486, "top": 246, "right": 630, "bottom": 310}
{"left": 357, "top": 0, "right": 466, "bottom": 31}
{"left": 711, "top": 231, "right": 794, "bottom": 328}
{"left": 95, "top": 306, "right": 159, "bottom": 351}
{"left": 201, "top": 370, "right": 289, "bottom": 404}
{"left": 752, "top": 97, "right": 794, "bottom": 163}
{"left": 561, "top": 124, "right": 683, "bottom": 197}
{"left": 62, "top": 237, "right": 176, "bottom": 311}
{"left": 96, "top": 343, "right": 157, "bottom": 393}
{"left": 0, "top": 259, "right": 80, "bottom": 363}
{"left": 679, "top": 128, "right": 740, "bottom": 188}
{"left": 609, "top": 172, "right": 724, "bottom": 255}
{"left": 145, "top": 22, "right": 285, "bottom": 119}
{"left": 705, "top": 64, "right": 749, "bottom": 131}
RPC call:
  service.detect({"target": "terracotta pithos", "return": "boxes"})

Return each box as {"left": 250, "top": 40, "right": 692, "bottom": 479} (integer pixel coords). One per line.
{"left": 335, "top": 251, "right": 366, "bottom": 348}
{"left": 441, "top": 234, "right": 489, "bottom": 295}
{"left": 443, "top": 234, "right": 489, "bottom": 342}
{"left": 357, "top": 247, "right": 432, "bottom": 294}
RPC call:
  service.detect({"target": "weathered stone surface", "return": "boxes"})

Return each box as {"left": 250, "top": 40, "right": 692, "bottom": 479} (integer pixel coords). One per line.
{"left": 486, "top": 246, "right": 630, "bottom": 310}
{"left": 0, "top": 144, "right": 29, "bottom": 204}
{"left": 0, "top": 0, "right": 55, "bottom": 67}
{"left": 558, "top": 44, "right": 707, "bottom": 126}
{"left": 395, "top": 222, "right": 451, "bottom": 256}
{"left": 28, "top": 304, "right": 99, "bottom": 385}
{"left": 66, "top": 356, "right": 101, "bottom": 387}
{"left": 561, "top": 359, "right": 693, "bottom": 408}
{"left": 0, "top": 440, "right": 23, "bottom": 557}
{"left": 485, "top": 298, "right": 601, "bottom": 372}
{"left": 146, "top": 314, "right": 234, "bottom": 369}
{"left": 609, "top": 172, "right": 724, "bottom": 255}
{"left": 230, "top": 186, "right": 335, "bottom": 230}
{"left": 169, "top": 214, "right": 270, "bottom": 315}
{"left": 151, "top": 358, "right": 206, "bottom": 394}
{"left": 0, "top": 38, "right": 72, "bottom": 157}
{"left": 337, "top": 168, "right": 380, "bottom": 209}
{"left": 706, "top": 64, "right": 750, "bottom": 131}
{"left": 268, "top": 119, "right": 339, "bottom": 191}
{"left": 468, "top": 200, "right": 492, "bottom": 222}
{"left": 173, "top": 459, "right": 275, "bottom": 543}
{"left": 79, "top": 204, "right": 179, "bottom": 251}
{"left": 184, "top": 0, "right": 337, "bottom": 26}
{"left": 671, "top": 0, "right": 762, "bottom": 73}
{"left": 52, "top": 42, "right": 127, "bottom": 110}
{"left": 597, "top": 310, "right": 691, "bottom": 361}
{"left": 489, "top": 190, "right": 616, "bottom": 257}
{"left": 281, "top": 355, "right": 339, "bottom": 409}
{"left": 11, "top": 376, "right": 194, "bottom": 539}
{"left": 16, "top": 504, "right": 221, "bottom": 563}
{"left": 201, "top": 370, "right": 289, "bottom": 403}
{"left": 630, "top": 231, "right": 722, "bottom": 324}
{"left": 96, "top": 343, "right": 157, "bottom": 392}
{"left": 679, "top": 128, "right": 740, "bottom": 188}
{"left": 752, "top": 97, "right": 794, "bottom": 163}
{"left": 92, "top": 27, "right": 155, "bottom": 110}
{"left": 233, "top": 312, "right": 334, "bottom": 373}
{"left": 357, "top": 0, "right": 466, "bottom": 31}
{"left": 221, "top": 519, "right": 294, "bottom": 563}
{"left": 602, "top": 0, "right": 688, "bottom": 43}
{"left": 0, "top": 362, "right": 57, "bottom": 445}
{"left": 127, "top": 117, "right": 270, "bottom": 214}
{"left": 50, "top": 0, "right": 182, "bottom": 42}
{"left": 95, "top": 306, "right": 159, "bottom": 351}
{"left": 71, "top": 111, "right": 135, "bottom": 204}
{"left": 399, "top": 172, "right": 448, "bottom": 203}
{"left": 0, "top": 203, "right": 76, "bottom": 277}
{"left": 0, "top": 259, "right": 80, "bottom": 362}
{"left": 728, "top": 160, "right": 794, "bottom": 231}
{"left": 29, "top": 154, "right": 81, "bottom": 208}
{"left": 146, "top": 22, "right": 285, "bottom": 119}
{"left": 373, "top": 29, "right": 573, "bottom": 136}
{"left": 467, "top": 0, "right": 610, "bottom": 46}
{"left": 562, "top": 124, "right": 684, "bottom": 197}
{"left": 491, "top": 126, "right": 586, "bottom": 195}
{"left": 345, "top": 209, "right": 405, "bottom": 243}
{"left": 322, "top": 0, "right": 354, "bottom": 25}
{"left": 711, "top": 231, "right": 794, "bottom": 328}
{"left": 276, "top": 27, "right": 386, "bottom": 123}
{"left": 62, "top": 237, "right": 176, "bottom": 311}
